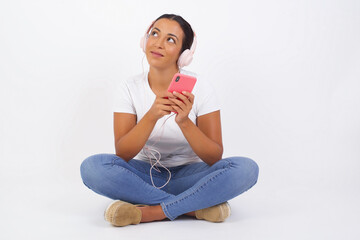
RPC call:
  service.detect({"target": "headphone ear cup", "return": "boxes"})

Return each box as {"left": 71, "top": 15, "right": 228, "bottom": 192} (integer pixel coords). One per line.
{"left": 140, "top": 35, "right": 147, "bottom": 53}
{"left": 140, "top": 36, "right": 144, "bottom": 52}
{"left": 177, "top": 49, "right": 193, "bottom": 68}
{"left": 141, "top": 21, "right": 155, "bottom": 53}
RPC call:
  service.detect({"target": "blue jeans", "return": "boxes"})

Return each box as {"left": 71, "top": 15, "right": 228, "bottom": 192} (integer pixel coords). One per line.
{"left": 80, "top": 153, "right": 259, "bottom": 221}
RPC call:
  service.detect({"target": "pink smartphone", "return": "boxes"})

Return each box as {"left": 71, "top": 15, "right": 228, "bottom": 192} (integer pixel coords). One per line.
{"left": 166, "top": 73, "right": 197, "bottom": 113}
{"left": 167, "top": 73, "right": 197, "bottom": 94}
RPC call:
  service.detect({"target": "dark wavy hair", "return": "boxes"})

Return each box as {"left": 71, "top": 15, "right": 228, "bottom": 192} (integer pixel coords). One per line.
{"left": 154, "top": 14, "right": 194, "bottom": 54}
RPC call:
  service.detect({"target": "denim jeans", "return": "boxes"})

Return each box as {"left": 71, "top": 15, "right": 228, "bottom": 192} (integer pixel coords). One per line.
{"left": 80, "top": 153, "right": 259, "bottom": 221}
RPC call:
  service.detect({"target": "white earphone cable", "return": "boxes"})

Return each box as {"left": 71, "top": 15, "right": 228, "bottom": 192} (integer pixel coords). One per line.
{"left": 140, "top": 46, "right": 175, "bottom": 189}
{"left": 141, "top": 54, "right": 146, "bottom": 79}
{"left": 142, "top": 112, "right": 176, "bottom": 189}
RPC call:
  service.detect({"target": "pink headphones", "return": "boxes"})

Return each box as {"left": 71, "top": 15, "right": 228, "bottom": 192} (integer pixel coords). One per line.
{"left": 140, "top": 21, "right": 197, "bottom": 68}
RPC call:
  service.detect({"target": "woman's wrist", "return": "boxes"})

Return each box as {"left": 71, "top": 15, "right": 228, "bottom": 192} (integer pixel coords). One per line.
{"left": 177, "top": 117, "right": 192, "bottom": 129}
{"left": 143, "top": 111, "right": 159, "bottom": 125}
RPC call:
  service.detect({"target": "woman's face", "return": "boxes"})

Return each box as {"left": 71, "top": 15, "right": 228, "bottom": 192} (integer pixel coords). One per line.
{"left": 145, "top": 18, "right": 184, "bottom": 70}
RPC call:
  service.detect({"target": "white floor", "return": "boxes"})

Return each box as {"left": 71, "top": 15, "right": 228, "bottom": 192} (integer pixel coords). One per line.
{"left": 1, "top": 1, "right": 360, "bottom": 239}
{"left": 2, "top": 174, "right": 359, "bottom": 240}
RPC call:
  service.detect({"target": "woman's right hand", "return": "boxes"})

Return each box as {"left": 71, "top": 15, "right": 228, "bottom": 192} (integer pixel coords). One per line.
{"left": 146, "top": 92, "right": 176, "bottom": 121}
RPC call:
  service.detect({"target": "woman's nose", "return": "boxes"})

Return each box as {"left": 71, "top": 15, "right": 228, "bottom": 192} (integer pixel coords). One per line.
{"left": 154, "top": 38, "right": 165, "bottom": 48}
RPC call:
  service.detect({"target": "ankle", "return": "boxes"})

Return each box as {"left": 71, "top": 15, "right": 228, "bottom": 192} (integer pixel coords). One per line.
{"left": 137, "top": 205, "right": 167, "bottom": 222}
{"left": 150, "top": 205, "right": 167, "bottom": 220}
{"left": 184, "top": 211, "right": 196, "bottom": 217}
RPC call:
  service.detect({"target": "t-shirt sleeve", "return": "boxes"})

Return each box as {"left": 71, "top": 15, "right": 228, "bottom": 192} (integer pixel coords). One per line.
{"left": 112, "top": 79, "right": 136, "bottom": 114}
{"left": 196, "top": 79, "right": 221, "bottom": 117}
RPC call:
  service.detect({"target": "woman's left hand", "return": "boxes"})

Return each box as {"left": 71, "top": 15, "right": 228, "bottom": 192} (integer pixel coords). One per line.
{"left": 168, "top": 91, "right": 195, "bottom": 125}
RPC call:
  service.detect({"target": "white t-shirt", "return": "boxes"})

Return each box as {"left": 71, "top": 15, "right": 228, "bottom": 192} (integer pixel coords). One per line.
{"left": 112, "top": 69, "right": 220, "bottom": 167}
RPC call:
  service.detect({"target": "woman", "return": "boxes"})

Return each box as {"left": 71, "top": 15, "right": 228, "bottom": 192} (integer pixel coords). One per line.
{"left": 80, "top": 14, "right": 259, "bottom": 227}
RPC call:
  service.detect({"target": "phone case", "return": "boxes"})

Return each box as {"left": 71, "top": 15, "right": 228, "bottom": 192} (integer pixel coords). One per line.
{"left": 167, "top": 73, "right": 197, "bottom": 94}
{"left": 165, "top": 73, "right": 197, "bottom": 114}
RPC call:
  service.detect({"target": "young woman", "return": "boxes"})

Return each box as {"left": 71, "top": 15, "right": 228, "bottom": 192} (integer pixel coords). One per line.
{"left": 80, "top": 14, "right": 259, "bottom": 227}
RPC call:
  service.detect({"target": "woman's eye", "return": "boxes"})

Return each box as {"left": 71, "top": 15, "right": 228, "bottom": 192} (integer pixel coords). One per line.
{"left": 151, "top": 31, "right": 158, "bottom": 37}
{"left": 168, "top": 38, "right": 175, "bottom": 43}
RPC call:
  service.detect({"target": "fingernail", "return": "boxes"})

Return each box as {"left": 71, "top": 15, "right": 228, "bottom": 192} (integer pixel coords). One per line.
{"left": 182, "top": 91, "right": 186, "bottom": 94}
{"left": 173, "top": 91, "right": 177, "bottom": 94}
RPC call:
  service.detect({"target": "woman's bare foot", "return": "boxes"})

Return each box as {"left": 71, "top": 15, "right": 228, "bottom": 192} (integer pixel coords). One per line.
{"left": 184, "top": 211, "right": 196, "bottom": 217}
{"left": 136, "top": 205, "right": 196, "bottom": 222}
{"left": 136, "top": 205, "right": 167, "bottom": 223}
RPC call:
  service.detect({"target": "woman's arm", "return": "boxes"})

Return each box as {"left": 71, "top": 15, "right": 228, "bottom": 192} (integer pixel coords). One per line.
{"left": 169, "top": 91, "right": 223, "bottom": 166}
{"left": 113, "top": 112, "right": 156, "bottom": 162}
{"left": 178, "top": 110, "right": 223, "bottom": 166}
{"left": 114, "top": 93, "right": 175, "bottom": 162}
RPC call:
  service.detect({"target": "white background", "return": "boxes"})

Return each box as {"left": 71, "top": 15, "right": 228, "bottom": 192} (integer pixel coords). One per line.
{"left": 1, "top": 0, "right": 359, "bottom": 239}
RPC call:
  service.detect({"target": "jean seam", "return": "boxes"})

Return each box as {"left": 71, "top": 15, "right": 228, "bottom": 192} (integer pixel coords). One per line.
{"left": 102, "top": 161, "right": 165, "bottom": 202}
{"left": 163, "top": 159, "right": 232, "bottom": 207}
{"left": 172, "top": 159, "right": 233, "bottom": 180}
{"left": 111, "top": 155, "right": 119, "bottom": 166}
{"left": 161, "top": 202, "right": 174, "bottom": 220}
{"left": 110, "top": 155, "right": 169, "bottom": 187}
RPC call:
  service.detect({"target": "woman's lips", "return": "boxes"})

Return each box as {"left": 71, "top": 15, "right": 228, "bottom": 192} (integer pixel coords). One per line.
{"left": 151, "top": 51, "right": 164, "bottom": 57}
